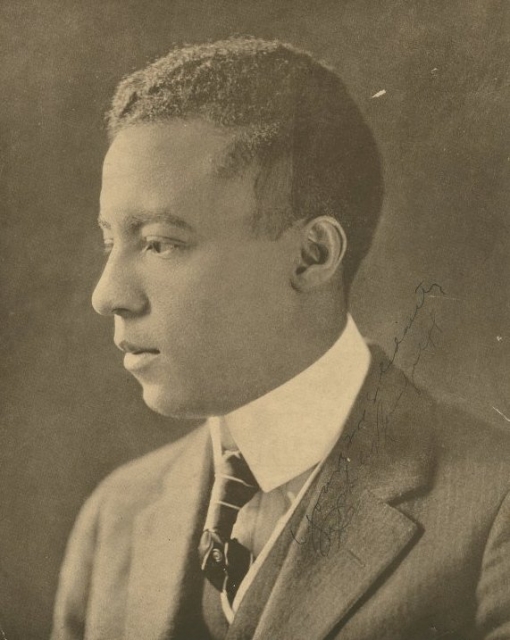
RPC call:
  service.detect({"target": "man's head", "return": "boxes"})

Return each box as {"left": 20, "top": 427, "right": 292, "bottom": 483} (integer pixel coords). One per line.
{"left": 92, "top": 38, "right": 383, "bottom": 418}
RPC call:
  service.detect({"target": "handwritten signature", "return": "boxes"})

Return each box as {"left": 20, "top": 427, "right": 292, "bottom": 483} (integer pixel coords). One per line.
{"left": 291, "top": 282, "right": 445, "bottom": 556}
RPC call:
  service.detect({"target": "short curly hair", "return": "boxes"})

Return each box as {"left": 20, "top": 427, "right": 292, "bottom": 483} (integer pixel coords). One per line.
{"left": 108, "top": 37, "right": 383, "bottom": 288}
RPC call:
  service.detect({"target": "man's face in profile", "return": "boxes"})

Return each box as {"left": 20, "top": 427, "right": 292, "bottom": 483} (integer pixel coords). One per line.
{"left": 92, "top": 120, "right": 299, "bottom": 418}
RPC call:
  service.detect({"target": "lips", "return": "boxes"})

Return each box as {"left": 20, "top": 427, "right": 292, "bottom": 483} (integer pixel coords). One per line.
{"left": 116, "top": 340, "right": 159, "bottom": 355}
{"left": 123, "top": 351, "right": 159, "bottom": 372}
{"left": 116, "top": 340, "right": 160, "bottom": 372}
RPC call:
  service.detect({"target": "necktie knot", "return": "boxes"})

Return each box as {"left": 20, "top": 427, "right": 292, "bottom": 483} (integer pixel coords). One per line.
{"left": 199, "top": 450, "right": 259, "bottom": 601}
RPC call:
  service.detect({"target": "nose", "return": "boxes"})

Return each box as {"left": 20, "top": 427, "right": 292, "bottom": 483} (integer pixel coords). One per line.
{"left": 91, "top": 251, "right": 148, "bottom": 317}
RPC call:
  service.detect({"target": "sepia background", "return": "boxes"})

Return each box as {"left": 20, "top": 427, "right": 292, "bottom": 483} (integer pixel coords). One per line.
{"left": 0, "top": 1, "right": 509, "bottom": 637}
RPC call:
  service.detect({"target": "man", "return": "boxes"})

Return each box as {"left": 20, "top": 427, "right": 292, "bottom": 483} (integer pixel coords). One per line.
{"left": 51, "top": 38, "right": 510, "bottom": 639}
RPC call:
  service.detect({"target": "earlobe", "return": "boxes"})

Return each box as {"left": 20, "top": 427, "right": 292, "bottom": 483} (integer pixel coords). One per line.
{"left": 291, "top": 216, "right": 347, "bottom": 291}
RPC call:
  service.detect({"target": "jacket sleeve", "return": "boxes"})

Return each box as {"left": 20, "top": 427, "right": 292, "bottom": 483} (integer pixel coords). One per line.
{"left": 476, "top": 489, "right": 510, "bottom": 639}
{"left": 50, "top": 487, "right": 104, "bottom": 640}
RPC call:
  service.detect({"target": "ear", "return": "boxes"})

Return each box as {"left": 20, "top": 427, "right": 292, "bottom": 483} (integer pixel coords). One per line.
{"left": 291, "top": 216, "right": 347, "bottom": 291}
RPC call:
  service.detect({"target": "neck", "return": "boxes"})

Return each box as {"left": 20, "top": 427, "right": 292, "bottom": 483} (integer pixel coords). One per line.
{"left": 286, "top": 307, "right": 349, "bottom": 378}
{"left": 225, "top": 301, "right": 349, "bottom": 414}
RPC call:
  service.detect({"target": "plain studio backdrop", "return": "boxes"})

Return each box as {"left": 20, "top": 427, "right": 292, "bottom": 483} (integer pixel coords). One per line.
{"left": 0, "top": 1, "right": 508, "bottom": 638}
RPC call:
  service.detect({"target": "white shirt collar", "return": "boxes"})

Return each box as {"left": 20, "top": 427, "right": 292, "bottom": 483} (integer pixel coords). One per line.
{"left": 209, "top": 314, "right": 371, "bottom": 493}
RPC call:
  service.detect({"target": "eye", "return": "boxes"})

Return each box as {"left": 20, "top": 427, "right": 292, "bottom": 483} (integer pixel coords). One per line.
{"left": 144, "top": 237, "right": 185, "bottom": 257}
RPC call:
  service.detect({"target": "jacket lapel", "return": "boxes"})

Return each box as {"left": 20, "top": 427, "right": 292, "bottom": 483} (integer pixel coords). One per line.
{"left": 232, "top": 347, "right": 436, "bottom": 640}
{"left": 251, "top": 476, "right": 421, "bottom": 640}
{"left": 124, "top": 423, "right": 212, "bottom": 640}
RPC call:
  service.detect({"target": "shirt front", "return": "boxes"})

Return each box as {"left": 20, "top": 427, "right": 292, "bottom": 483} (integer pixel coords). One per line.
{"left": 207, "top": 313, "right": 371, "bottom": 620}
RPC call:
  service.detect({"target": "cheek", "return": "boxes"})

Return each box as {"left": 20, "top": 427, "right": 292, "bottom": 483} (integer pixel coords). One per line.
{"left": 146, "top": 242, "right": 292, "bottom": 355}
{"left": 196, "top": 247, "right": 293, "bottom": 346}
{"left": 143, "top": 260, "right": 238, "bottom": 356}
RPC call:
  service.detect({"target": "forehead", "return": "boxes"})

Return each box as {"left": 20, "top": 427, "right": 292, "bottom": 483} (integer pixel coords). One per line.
{"left": 100, "top": 121, "right": 257, "bottom": 230}
{"left": 102, "top": 120, "right": 234, "bottom": 188}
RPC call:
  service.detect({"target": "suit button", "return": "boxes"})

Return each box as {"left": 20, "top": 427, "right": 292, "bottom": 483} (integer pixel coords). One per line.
{"left": 212, "top": 548, "right": 224, "bottom": 564}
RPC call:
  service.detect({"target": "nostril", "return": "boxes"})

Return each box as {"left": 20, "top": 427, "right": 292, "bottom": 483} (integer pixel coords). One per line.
{"left": 112, "top": 306, "right": 133, "bottom": 318}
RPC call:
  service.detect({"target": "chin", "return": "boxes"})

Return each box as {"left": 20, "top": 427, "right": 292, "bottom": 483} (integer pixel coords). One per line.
{"left": 140, "top": 383, "right": 209, "bottom": 420}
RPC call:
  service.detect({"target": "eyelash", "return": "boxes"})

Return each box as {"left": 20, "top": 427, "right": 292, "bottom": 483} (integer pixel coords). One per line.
{"left": 144, "top": 238, "right": 185, "bottom": 255}
{"left": 102, "top": 238, "right": 185, "bottom": 256}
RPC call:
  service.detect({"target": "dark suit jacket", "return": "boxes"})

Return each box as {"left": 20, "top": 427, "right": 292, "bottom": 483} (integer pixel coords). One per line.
{"left": 51, "top": 346, "right": 510, "bottom": 639}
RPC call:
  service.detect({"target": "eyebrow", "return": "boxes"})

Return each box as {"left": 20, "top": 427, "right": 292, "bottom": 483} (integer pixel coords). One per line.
{"left": 97, "top": 211, "right": 195, "bottom": 233}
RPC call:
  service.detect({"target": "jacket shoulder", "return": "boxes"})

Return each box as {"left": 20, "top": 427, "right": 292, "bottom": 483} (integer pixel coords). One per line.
{"left": 367, "top": 344, "right": 510, "bottom": 502}
{"left": 430, "top": 401, "right": 510, "bottom": 509}
{"left": 92, "top": 423, "right": 209, "bottom": 520}
{"left": 432, "top": 400, "right": 510, "bottom": 470}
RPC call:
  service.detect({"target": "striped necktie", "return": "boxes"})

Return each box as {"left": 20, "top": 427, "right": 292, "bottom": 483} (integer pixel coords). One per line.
{"left": 199, "top": 450, "right": 259, "bottom": 604}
